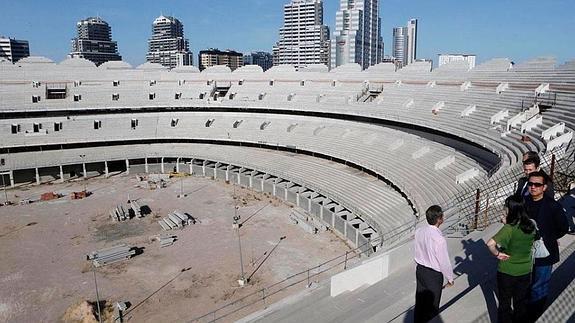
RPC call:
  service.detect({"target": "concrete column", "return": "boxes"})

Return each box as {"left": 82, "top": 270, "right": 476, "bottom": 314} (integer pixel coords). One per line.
{"left": 145, "top": 157, "right": 149, "bottom": 173}
{"left": 202, "top": 160, "right": 207, "bottom": 176}
{"left": 104, "top": 161, "right": 109, "bottom": 178}
{"left": 125, "top": 159, "right": 130, "bottom": 175}
{"left": 59, "top": 165, "right": 64, "bottom": 183}
{"left": 9, "top": 170, "right": 14, "bottom": 187}
{"left": 161, "top": 157, "right": 165, "bottom": 173}
{"left": 225, "top": 165, "right": 231, "bottom": 181}
{"left": 82, "top": 163, "right": 87, "bottom": 179}
{"left": 35, "top": 168, "right": 40, "bottom": 185}
{"left": 214, "top": 162, "right": 220, "bottom": 180}
{"left": 189, "top": 162, "right": 193, "bottom": 175}
{"left": 296, "top": 192, "right": 300, "bottom": 207}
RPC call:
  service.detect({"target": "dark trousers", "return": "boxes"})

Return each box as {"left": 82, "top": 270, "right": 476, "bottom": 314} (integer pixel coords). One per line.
{"left": 414, "top": 264, "right": 443, "bottom": 323}
{"left": 496, "top": 271, "right": 530, "bottom": 323}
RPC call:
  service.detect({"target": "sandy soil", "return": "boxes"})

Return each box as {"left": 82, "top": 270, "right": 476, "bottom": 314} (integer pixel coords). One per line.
{"left": 0, "top": 173, "right": 354, "bottom": 323}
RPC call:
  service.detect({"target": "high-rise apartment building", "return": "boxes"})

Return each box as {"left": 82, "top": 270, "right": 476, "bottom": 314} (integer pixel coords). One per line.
{"left": 274, "top": 0, "right": 330, "bottom": 69}
{"left": 392, "top": 18, "right": 418, "bottom": 68}
{"left": 392, "top": 27, "right": 407, "bottom": 67}
{"left": 406, "top": 19, "right": 417, "bottom": 65}
{"left": 69, "top": 17, "right": 122, "bottom": 66}
{"left": 331, "top": 0, "right": 384, "bottom": 69}
{"left": 198, "top": 49, "right": 243, "bottom": 71}
{"left": 244, "top": 51, "right": 273, "bottom": 71}
{"left": 146, "top": 15, "right": 193, "bottom": 68}
{"left": 0, "top": 37, "right": 30, "bottom": 63}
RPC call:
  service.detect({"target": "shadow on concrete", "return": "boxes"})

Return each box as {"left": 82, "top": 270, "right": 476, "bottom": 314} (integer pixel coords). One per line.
{"left": 438, "top": 238, "right": 498, "bottom": 322}
{"left": 402, "top": 307, "right": 415, "bottom": 323}
{"left": 547, "top": 243, "right": 575, "bottom": 307}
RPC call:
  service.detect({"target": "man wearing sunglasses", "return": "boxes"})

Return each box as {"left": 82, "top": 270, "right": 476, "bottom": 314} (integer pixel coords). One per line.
{"left": 515, "top": 153, "right": 554, "bottom": 199}
{"left": 524, "top": 171, "right": 568, "bottom": 321}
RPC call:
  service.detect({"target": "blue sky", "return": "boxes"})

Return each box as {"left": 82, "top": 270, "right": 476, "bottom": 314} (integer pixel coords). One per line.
{"left": 1, "top": 0, "right": 574, "bottom": 66}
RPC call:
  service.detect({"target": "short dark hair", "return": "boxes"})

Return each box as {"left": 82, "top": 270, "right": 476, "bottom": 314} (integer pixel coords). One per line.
{"left": 523, "top": 151, "right": 538, "bottom": 160}
{"left": 528, "top": 170, "right": 548, "bottom": 185}
{"left": 426, "top": 205, "right": 443, "bottom": 225}
{"left": 523, "top": 156, "right": 540, "bottom": 168}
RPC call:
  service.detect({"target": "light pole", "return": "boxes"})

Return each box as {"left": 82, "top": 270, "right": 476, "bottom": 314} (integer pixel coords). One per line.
{"left": 233, "top": 214, "right": 246, "bottom": 286}
{"left": 232, "top": 185, "right": 246, "bottom": 286}
{"left": 92, "top": 263, "right": 103, "bottom": 323}
{"left": 1, "top": 172, "right": 8, "bottom": 205}
{"left": 79, "top": 154, "right": 87, "bottom": 192}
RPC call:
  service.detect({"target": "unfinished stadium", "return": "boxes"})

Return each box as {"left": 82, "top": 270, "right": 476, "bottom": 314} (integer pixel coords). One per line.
{"left": 0, "top": 56, "right": 574, "bottom": 322}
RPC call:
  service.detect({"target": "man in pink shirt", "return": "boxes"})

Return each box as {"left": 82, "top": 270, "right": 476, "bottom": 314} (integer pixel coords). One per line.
{"left": 414, "top": 205, "right": 455, "bottom": 323}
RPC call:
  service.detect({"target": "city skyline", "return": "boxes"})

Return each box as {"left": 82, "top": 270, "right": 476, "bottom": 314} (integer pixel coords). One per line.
{"left": 1, "top": 0, "right": 574, "bottom": 67}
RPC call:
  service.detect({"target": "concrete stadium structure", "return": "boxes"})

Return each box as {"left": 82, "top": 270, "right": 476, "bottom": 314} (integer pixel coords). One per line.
{"left": 1, "top": 55, "right": 574, "bottom": 321}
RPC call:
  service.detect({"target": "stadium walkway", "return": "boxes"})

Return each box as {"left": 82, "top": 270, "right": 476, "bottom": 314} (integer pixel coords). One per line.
{"left": 241, "top": 224, "right": 575, "bottom": 323}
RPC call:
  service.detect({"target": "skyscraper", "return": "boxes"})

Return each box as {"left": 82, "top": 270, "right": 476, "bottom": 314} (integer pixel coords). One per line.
{"left": 0, "top": 37, "right": 30, "bottom": 63}
{"left": 274, "top": 0, "right": 330, "bottom": 69}
{"left": 392, "top": 18, "right": 418, "bottom": 68}
{"left": 146, "top": 15, "right": 193, "bottom": 68}
{"left": 69, "top": 17, "right": 122, "bottom": 66}
{"left": 406, "top": 19, "right": 418, "bottom": 65}
{"left": 331, "top": 0, "right": 384, "bottom": 69}
{"left": 392, "top": 27, "right": 407, "bottom": 67}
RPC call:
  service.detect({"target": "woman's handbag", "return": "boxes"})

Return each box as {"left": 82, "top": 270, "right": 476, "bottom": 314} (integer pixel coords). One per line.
{"left": 531, "top": 219, "right": 550, "bottom": 258}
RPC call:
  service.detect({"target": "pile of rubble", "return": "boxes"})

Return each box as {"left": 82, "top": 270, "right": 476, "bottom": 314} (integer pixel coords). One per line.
{"left": 87, "top": 244, "right": 135, "bottom": 267}
{"left": 158, "top": 211, "right": 195, "bottom": 231}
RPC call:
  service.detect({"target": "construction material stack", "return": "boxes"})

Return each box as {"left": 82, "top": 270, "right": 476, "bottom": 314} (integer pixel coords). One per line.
{"left": 87, "top": 244, "right": 135, "bottom": 267}
{"left": 158, "top": 235, "right": 177, "bottom": 247}
{"left": 109, "top": 205, "right": 128, "bottom": 222}
{"left": 130, "top": 200, "right": 143, "bottom": 218}
{"left": 158, "top": 211, "right": 195, "bottom": 231}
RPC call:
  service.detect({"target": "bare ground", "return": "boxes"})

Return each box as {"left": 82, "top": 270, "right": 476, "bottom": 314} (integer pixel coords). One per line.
{"left": 0, "top": 173, "right": 354, "bottom": 323}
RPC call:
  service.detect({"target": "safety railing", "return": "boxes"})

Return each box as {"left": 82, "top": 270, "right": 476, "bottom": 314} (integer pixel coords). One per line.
{"left": 444, "top": 146, "right": 575, "bottom": 237}
{"left": 188, "top": 219, "right": 417, "bottom": 322}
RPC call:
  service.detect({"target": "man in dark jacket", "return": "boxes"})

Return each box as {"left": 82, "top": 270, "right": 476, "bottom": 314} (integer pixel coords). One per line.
{"left": 524, "top": 171, "right": 568, "bottom": 320}
{"left": 515, "top": 154, "right": 554, "bottom": 199}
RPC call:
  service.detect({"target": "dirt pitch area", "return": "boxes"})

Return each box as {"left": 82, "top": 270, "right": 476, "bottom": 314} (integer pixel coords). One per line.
{"left": 0, "top": 173, "right": 355, "bottom": 322}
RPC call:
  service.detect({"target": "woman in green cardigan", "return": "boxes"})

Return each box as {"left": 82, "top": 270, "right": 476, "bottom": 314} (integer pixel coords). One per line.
{"left": 487, "top": 195, "right": 536, "bottom": 323}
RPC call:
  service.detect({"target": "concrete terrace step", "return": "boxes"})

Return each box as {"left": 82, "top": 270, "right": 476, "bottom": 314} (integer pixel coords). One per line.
{"left": 244, "top": 223, "right": 501, "bottom": 323}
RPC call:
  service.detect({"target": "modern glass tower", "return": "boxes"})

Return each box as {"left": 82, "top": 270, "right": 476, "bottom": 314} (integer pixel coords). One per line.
{"left": 69, "top": 17, "right": 122, "bottom": 66}
{"left": 393, "top": 19, "right": 418, "bottom": 68}
{"left": 274, "top": 0, "right": 330, "bottom": 69}
{"left": 392, "top": 27, "right": 407, "bottom": 67}
{"left": 406, "top": 19, "right": 418, "bottom": 65}
{"left": 331, "top": 0, "right": 384, "bottom": 69}
{"left": 146, "top": 15, "right": 193, "bottom": 68}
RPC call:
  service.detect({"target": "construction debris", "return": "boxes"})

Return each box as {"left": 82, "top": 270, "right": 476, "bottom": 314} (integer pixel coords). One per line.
{"left": 70, "top": 191, "right": 90, "bottom": 200}
{"left": 87, "top": 244, "right": 136, "bottom": 267}
{"left": 158, "top": 211, "right": 195, "bottom": 231}
{"left": 41, "top": 192, "right": 61, "bottom": 201}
